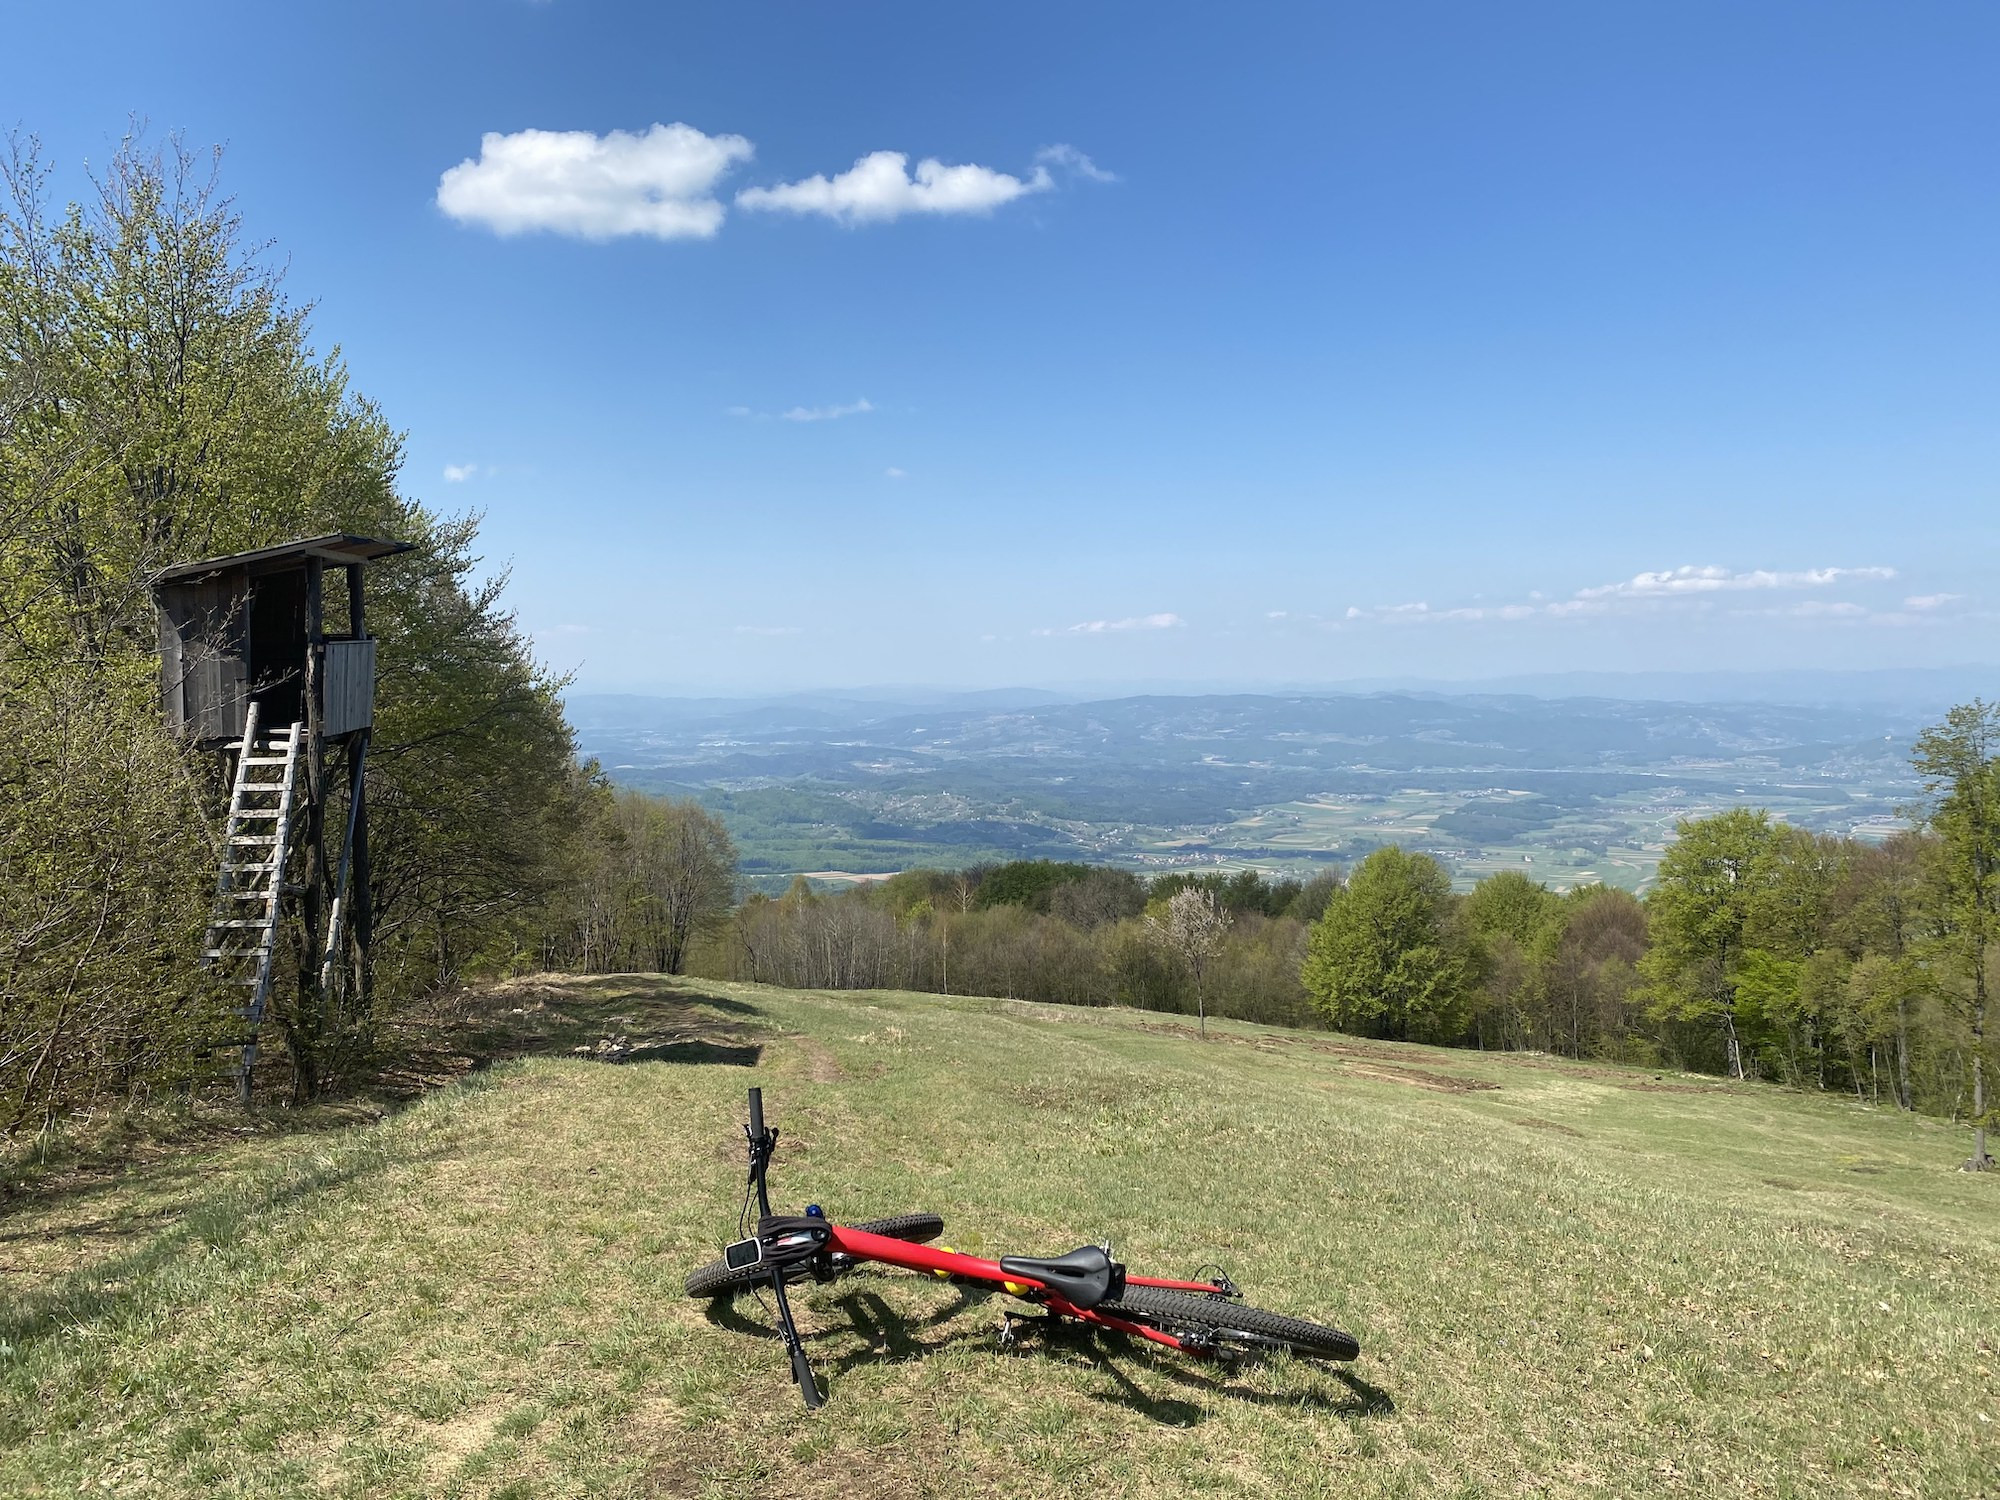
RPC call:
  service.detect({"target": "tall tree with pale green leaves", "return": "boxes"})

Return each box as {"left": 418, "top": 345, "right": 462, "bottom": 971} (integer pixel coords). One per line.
{"left": 1301, "top": 846, "right": 1471, "bottom": 1042}
{"left": 1640, "top": 808, "right": 1778, "bottom": 1079}
{"left": 1912, "top": 699, "right": 1999, "bottom": 1171}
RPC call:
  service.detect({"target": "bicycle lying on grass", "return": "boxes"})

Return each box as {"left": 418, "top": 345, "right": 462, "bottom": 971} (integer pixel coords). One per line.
{"left": 685, "top": 1087, "right": 1361, "bottom": 1408}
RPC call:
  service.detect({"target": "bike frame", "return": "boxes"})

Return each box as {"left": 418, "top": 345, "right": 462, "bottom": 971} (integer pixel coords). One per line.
{"left": 825, "top": 1225, "right": 1229, "bottom": 1354}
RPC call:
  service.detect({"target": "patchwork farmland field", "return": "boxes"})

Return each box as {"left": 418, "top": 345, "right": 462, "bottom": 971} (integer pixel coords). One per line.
{"left": 576, "top": 691, "right": 1925, "bottom": 890}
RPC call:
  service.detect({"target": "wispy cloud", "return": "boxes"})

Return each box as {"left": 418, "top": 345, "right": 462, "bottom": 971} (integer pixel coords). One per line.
{"left": 1034, "top": 612, "right": 1184, "bottom": 637}
{"left": 1291, "top": 562, "right": 1929, "bottom": 630}
{"left": 885, "top": 466, "right": 907, "bottom": 479}
{"left": 1342, "top": 602, "right": 1539, "bottom": 624}
{"left": 728, "top": 398, "right": 874, "bottom": 422}
{"left": 437, "top": 123, "right": 753, "bottom": 240}
{"left": 783, "top": 398, "right": 872, "bottom": 422}
{"left": 1035, "top": 143, "right": 1117, "bottom": 183}
{"left": 733, "top": 625, "right": 805, "bottom": 637}
{"left": 1576, "top": 564, "right": 1896, "bottom": 600}
{"left": 443, "top": 462, "right": 480, "bottom": 483}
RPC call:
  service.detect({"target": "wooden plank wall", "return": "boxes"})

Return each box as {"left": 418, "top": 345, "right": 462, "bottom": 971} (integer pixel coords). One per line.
{"left": 322, "top": 638, "right": 377, "bottom": 736}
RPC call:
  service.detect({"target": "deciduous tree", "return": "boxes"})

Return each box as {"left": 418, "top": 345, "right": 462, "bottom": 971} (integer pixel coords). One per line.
{"left": 1301, "top": 847, "right": 1471, "bottom": 1042}
{"left": 1912, "top": 700, "right": 1999, "bottom": 1170}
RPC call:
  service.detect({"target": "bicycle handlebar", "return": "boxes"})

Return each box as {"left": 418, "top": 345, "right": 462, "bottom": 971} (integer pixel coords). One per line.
{"left": 748, "top": 1086, "right": 766, "bottom": 1139}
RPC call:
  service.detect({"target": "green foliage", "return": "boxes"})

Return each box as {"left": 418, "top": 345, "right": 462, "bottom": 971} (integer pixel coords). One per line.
{"left": 1301, "top": 847, "right": 1472, "bottom": 1041}
{"left": 972, "top": 859, "right": 1095, "bottom": 911}
{"left": 0, "top": 672, "right": 221, "bottom": 1128}
{"left": 0, "top": 132, "right": 595, "bottom": 1110}
{"left": 1638, "top": 808, "right": 1778, "bottom": 1073}
{"left": 1910, "top": 700, "right": 1999, "bottom": 1160}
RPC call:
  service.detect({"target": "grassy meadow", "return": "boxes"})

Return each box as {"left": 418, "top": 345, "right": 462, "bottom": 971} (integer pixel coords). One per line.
{"left": 3, "top": 976, "right": 1996, "bottom": 1498}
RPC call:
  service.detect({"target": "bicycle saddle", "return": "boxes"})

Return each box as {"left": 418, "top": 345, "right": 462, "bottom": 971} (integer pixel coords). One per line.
{"left": 998, "top": 1245, "right": 1125, "bottom": 1310}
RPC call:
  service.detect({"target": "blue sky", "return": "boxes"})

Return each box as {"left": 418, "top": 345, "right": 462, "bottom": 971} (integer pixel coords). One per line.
{"left": 8, "top": 1, "right": 1997, "bottom": 692}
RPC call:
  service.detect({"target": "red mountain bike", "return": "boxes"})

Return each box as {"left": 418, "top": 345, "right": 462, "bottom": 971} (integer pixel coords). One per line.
{"left": 685, "top": 1088, "right": 1361, "bottom": 1408}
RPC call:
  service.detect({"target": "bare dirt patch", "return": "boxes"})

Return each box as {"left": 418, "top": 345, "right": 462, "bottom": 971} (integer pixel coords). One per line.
{"left": 1336, "top": 1063, "right": 1500, "bottom": 1094}
{"left": 794, "top": 1034, "right": 846, "bottom": 1083}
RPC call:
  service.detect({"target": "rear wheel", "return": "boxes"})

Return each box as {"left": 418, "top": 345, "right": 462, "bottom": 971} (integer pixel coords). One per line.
{"left": 683, "top": 1213, "right": 946, "bottom": 1299}
{"left": 1099, "top": 1286, "right": 1360, "bottom": 1362}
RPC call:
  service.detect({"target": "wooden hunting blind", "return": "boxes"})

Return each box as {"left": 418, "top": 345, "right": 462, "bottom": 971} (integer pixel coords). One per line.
{"left": 155, "top": 533, "right": 409, "bottom": 746}
{"left": 152, "top": 534, "right": 412, "bottom": 1101}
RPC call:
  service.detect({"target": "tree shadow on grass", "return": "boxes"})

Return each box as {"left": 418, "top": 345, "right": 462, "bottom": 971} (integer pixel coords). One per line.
{"left": 621, "top": 1041, "right": 762, "bottom": 1068}
{"left": 0, "top": 1131, "right": 446, "bottom": 1353}
{"left": 441, "top": 978, "right": 767, "bottom": 1074}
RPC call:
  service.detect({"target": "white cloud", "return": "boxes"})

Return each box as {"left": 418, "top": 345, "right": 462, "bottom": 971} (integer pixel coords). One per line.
{"left": 1035, "top": 143, "right": 1117, "bottom": 183}
{"left": 738, "top": 150, "right": 1052, "bottom": 225}
{"left": 782, "top": 398, "right": 872, "bottom": 422}
{"left": 1034, "top": 612, "right": 1184, "bottom": 637}
{"left": 1344, "top": 601, "right": 1537, "bottom": 624}
{"left": 733, "top": 625, "right": 804, "bottom": 637}
{"left": 1576, "top": 564, "right": 1896, "bottom": 600}
{"left": 885, "top": 467, "right": 907, "bottom": 479}
{"left": 728, "top": 398, "right": 873, "bottom": 421}
{"left": 1904, "top": 593, "right": 1961, "bottom": 611}
{"left": 437, "top": 123, "right": 753, "bottom": 240}
{"left": 1318, "top": 561, "right": 1907, "bottom": 629}
{"left": 443, "top": 462, "right": 479, "bottom": 483}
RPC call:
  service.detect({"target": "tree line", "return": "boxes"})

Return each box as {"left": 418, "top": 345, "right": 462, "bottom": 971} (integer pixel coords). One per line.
{"left": 626, "top": 707, "right": 1995, "bottom": 1168}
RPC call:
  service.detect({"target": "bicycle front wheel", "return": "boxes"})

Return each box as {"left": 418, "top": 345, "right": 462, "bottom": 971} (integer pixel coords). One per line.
{"left": 1100, "top": 1286, "right": 1360, "bottom": 1362}
{"left": 682, "top": 1212, "right": 946, "bottom": 1299}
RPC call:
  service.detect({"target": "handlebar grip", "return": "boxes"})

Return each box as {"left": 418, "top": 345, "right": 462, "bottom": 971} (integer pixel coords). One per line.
{"left": 748, "top": 1087, "right": 765, "bottom": 1138}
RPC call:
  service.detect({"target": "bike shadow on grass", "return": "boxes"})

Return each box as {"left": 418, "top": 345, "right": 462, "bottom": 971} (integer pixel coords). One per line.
{"left": 700, "top": 1282, "right": 1396, "bottom": 1428}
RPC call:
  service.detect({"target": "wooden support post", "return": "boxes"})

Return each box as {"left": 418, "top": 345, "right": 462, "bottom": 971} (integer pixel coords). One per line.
{"left": 345, "top": 564, "right": 375, "bottom": 1025}
{"left": 299, "top": 557, "right": 328, "bottom": 1094}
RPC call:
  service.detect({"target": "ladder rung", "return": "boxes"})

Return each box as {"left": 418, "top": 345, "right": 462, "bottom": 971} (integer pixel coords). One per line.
{"left": 235, "top": 810, "right": 283, "bottom": 819}
{"left": 223, "top": 862, "right": 282, "bottom": 872}
{"left": 230, "top": 835, "right": 282, "bottom": 845}
{"left": 220, "top": 890, "right": 274, "bottom": 900}
{"left": 241, "top": 756, "right": 290, "bottom": 765}
{"left": 204, "top": 949, "right": 268, "bottom": 960}
{"left": 210, "top": 918, "right": 275, "bottom": 928}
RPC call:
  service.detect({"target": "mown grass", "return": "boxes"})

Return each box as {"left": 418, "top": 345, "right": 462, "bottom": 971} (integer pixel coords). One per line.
{"left": 3, "top": 975, "right": 1995, "bottom": 1498}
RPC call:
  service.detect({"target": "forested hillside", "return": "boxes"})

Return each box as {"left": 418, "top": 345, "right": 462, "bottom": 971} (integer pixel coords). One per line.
{"left": 652, "top": 732, "right": 1997, "bottom": 1168}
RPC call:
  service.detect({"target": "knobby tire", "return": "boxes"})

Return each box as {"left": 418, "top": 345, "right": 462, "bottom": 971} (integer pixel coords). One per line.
{"left": 1100, "top": 1286, "right": 1360, "bottom": 1362}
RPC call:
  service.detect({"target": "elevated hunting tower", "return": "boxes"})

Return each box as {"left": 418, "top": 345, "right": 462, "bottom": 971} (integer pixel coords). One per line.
{"left": 153, "top": 534, "right": 412, "bottom": 1101}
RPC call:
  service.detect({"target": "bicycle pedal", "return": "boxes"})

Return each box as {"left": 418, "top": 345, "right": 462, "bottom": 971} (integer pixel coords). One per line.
{"left": 996, "top": 1314, "right": 1018, "bottom": 1352}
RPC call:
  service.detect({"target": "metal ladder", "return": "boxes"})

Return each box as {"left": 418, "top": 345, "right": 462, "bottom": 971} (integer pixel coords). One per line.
{"left": 202, "top": 700, "right": 305, "bottom": 1102}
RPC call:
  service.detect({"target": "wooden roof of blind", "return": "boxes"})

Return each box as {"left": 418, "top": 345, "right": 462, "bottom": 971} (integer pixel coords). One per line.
{"left": 153, "top": 535, "right": 414, "bottom": 586}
